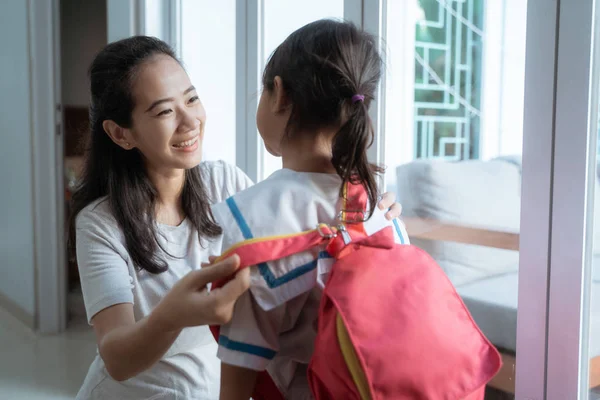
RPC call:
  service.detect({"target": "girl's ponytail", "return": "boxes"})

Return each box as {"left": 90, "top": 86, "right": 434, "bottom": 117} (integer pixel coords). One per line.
{"left": 332, "top": 96, "right": 382, "bottom": 220}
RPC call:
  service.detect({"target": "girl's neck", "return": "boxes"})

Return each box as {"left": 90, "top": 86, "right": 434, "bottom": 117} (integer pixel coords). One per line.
{"left": 280, "top": 132, "right": 337, "bottom": 174}
{"left": 146, "top": 164, "right": 186, "bottom": 226}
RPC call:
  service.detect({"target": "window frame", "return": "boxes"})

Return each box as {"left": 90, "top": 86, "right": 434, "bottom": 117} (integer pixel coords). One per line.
{"left": 544, "top": 0, "right": 598, "bottom": 397}
{"left": 235, "top": 0, "right": 262, "bottom": 182}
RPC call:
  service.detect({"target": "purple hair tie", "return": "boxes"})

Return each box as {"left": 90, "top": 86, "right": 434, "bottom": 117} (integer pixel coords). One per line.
{"left": 351, "top": 94, "right": 365, "bottom": 103}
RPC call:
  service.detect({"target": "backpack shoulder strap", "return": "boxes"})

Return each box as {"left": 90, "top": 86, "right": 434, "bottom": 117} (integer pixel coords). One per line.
{"left": 212, "top": 182, "right": 381, "bottom": 287}
{"left": 211, "top": 224, "right": 337, "bottom": 287}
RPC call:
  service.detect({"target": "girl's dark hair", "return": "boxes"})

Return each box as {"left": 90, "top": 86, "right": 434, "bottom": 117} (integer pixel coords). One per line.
{"left": 68, "top": 36, "right": 221, "bottom": 274}
{"left": 262, "top": 19, "right": 383, "bottom": 218}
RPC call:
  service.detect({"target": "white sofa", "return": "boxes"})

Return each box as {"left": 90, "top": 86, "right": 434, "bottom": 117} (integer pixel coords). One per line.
{"left": 395, "top": 157, "right": 600, "bottom": 391}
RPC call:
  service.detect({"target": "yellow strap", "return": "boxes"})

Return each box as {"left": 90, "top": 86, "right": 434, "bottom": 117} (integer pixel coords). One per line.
{"left": 336, "top": 314, "right": 372, "bottom": 400}
{"left": 341, "top": 182, "right": 348, "bottom": 222}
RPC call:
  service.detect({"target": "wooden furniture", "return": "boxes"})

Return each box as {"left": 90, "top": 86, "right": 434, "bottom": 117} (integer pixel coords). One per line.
{"left": 402, "top": 216, "right": 600, "bottom": 393}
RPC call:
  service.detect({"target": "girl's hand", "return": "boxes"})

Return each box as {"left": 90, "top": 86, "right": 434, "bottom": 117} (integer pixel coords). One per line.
{"left": 378, "top": 191, "right": 403, "bottom": 220}
{"left": 151, "top": 255, "right": 250, "bottom": 332}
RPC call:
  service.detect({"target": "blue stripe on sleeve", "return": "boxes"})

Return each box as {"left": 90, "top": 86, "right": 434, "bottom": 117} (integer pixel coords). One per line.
{"left": 393, "top": 219, "right": 406, "bottom": 244}
{"left": 218, "top": 335, "right": 277, "bottom": 360}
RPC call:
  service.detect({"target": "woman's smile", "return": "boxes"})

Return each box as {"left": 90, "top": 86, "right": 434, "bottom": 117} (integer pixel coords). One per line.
{"left": 172, "top": 135, "right": 200, "bottom": 152}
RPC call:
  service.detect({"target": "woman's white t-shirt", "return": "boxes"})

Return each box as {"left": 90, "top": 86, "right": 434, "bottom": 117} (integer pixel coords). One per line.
{"left": 75, "top": 161, "right": 253, "bottom": 400}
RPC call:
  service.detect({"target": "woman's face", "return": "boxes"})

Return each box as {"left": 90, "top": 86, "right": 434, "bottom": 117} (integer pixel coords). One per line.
{"left": 127, "top": 54, "right": 205, "bottom": 172}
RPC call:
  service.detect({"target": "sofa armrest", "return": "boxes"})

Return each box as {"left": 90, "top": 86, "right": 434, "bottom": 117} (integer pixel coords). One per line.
{"left": 402, "top": 217, "right": 520, "bottom": 251}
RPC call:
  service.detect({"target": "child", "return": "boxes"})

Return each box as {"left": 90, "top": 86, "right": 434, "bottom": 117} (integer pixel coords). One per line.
{"left": 210, "top": 19, "right": 408, "bottom": 399}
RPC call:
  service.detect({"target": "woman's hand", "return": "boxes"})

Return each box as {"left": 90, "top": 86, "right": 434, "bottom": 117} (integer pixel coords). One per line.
{"left": 151, "top": 255, "right": 250, "bottom": 332}
{"left": 378, "top": 191, "right": 403, "bottom": 220}
{"left": 91, "top": 256, "right": 249, "bottom": 382}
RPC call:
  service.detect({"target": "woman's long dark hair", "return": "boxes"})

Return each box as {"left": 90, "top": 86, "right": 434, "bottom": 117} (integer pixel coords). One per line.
{"left": 262, "top": 19, "right": 383, "bottom": 218}
{"left": 68, "top": 36, "right": 221, "bottom": 274}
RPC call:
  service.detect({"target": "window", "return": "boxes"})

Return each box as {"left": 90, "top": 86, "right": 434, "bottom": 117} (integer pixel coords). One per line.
{"left": 143, "top": 0, "right": 166, "bottom": 40}
{"left": 384, "top": 1, "right": 527, "bottom": 398}
{"left": 175, "top": 3, "right": 600, "bottom": 396}
{"left": 258, "top": 0, "right": 345, "bottom": 180}
{"left": 180, "top": 0, "right": 237, "bottom": 165}
{"left": 384, "top": 0, "right": 527, "bottom": 191}
{"left": 412, "top": 0, "right": 484, "bottom": 161}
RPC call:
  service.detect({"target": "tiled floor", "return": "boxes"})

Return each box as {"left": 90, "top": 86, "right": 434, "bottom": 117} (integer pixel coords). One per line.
{"left": 0, "top": 307, "right": 96, "bottom": 400}
{"left": 2, "top": 305, "right": 600, "bottom": 400}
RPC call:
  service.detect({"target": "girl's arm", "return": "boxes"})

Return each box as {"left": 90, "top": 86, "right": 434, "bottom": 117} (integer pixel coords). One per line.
{"left": 220, "top": 364, "right": 259, "bottom": 400}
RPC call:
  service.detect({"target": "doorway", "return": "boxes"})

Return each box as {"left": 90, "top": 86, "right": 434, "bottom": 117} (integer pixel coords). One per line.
{"left": 59, "top": 0, "right": 108, "bottom": 326}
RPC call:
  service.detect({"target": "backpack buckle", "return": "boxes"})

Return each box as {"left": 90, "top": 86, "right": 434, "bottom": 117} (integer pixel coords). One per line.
{"left": 317, "top": 224, "right": 337, "bottom": 239}
{"left": 337, "top": 224, "right": 353, "bottom": 245}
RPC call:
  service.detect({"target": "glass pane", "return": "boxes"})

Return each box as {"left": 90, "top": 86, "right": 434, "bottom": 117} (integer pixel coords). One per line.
{"left": 385, "top": 0, "right": 527, "bottom": 398}
{"left": 181, "top": 0, "right": 236, "bottom": 165}
{"left": 144, "top": 0, "right": 165, "bottom": 39}
{"left": 259, "top": 0, "right": 344, "bottom": 180}
{"left": 588, "top": 115, "right": 600, "bottom": 398}
{"left": 587, "top": 30, "right": 600, "bottom": 400}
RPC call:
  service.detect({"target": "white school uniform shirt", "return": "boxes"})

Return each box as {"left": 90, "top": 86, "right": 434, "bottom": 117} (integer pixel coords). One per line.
{"left": 75, "top": 161, "right": 253, "bottom": 400}
{"left": 210, "top": 168, "right": 408, "bottom": 399}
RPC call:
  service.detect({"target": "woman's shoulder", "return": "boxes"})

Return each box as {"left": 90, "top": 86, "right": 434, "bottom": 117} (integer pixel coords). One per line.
{"left": 198, "top": 160, "right": 254, "bottom": 204}
{"left": 75, "top": 197, "right": 120, "bottom": 236}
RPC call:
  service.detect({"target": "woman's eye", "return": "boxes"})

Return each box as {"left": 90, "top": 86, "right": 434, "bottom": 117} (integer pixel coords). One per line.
{"left": 157, "top": 109, "right": 172, "bottom": 117}
{"left": 188, "top": 96, "right": 199, "bottom": 104}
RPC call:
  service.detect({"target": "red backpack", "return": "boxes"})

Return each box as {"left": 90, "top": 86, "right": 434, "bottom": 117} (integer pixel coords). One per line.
{"left": 210, "top": 183, "right": 501, "bottom": 400}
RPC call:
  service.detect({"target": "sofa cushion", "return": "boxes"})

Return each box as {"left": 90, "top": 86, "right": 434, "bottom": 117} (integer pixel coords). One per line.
{"left": 457, "top": 271, "right": 600, "bottom": 356}
{"left": 396, "top": 159, "right": 521, "bottom": 286}
{"left": 397, "top": 157, "right": 600, "bottom": 285}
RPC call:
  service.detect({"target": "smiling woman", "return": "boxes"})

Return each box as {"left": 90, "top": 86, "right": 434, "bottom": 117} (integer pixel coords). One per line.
{"left": 67, "top": 36, "right": 254, "bottom": 399}
{"left": 72, "top": 41, "right": 222, "bottom": 273}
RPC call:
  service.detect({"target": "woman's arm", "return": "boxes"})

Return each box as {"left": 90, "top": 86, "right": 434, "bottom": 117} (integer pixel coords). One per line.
{"left": 91, "top": 304, "right": 181, "bottom": 381}
{"left": 76, "top": 207, "right": 250, "bottom": 381}
{"left": 92, "top": 257, "right": 250, "bottom": 381}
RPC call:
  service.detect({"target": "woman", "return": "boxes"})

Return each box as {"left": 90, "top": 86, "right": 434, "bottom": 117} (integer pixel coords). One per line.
{"left": 70, "top": 36, "right": 402, "bottom": 399}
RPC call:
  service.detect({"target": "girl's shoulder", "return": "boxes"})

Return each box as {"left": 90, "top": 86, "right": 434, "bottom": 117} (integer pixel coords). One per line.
{"left": 198, "top": 160, "right": 254, "bottom": 204}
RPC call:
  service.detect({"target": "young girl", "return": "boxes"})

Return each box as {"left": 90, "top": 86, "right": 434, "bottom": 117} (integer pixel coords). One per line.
{"left": 211, "top": 20, "right": 408, "bottom": 399}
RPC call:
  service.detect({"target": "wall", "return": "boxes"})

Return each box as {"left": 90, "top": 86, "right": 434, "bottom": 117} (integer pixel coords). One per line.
{"left": 61, "top": 0, "right": 107, "bottom": 107}
{"left": 0, "top": 0, "right": 36, "bottom": 320}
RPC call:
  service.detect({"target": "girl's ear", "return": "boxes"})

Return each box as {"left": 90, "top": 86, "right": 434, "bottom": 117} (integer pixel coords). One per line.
{"left": 271, "top": 76, "right": 291, "bottom": 114}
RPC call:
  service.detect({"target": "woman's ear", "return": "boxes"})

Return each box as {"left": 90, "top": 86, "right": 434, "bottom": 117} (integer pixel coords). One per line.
{"left": 271, "top": 76, "right": 291, "bottom": 115}
{"left": 102, "top": 120, "right": 135, "bottom": 150}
